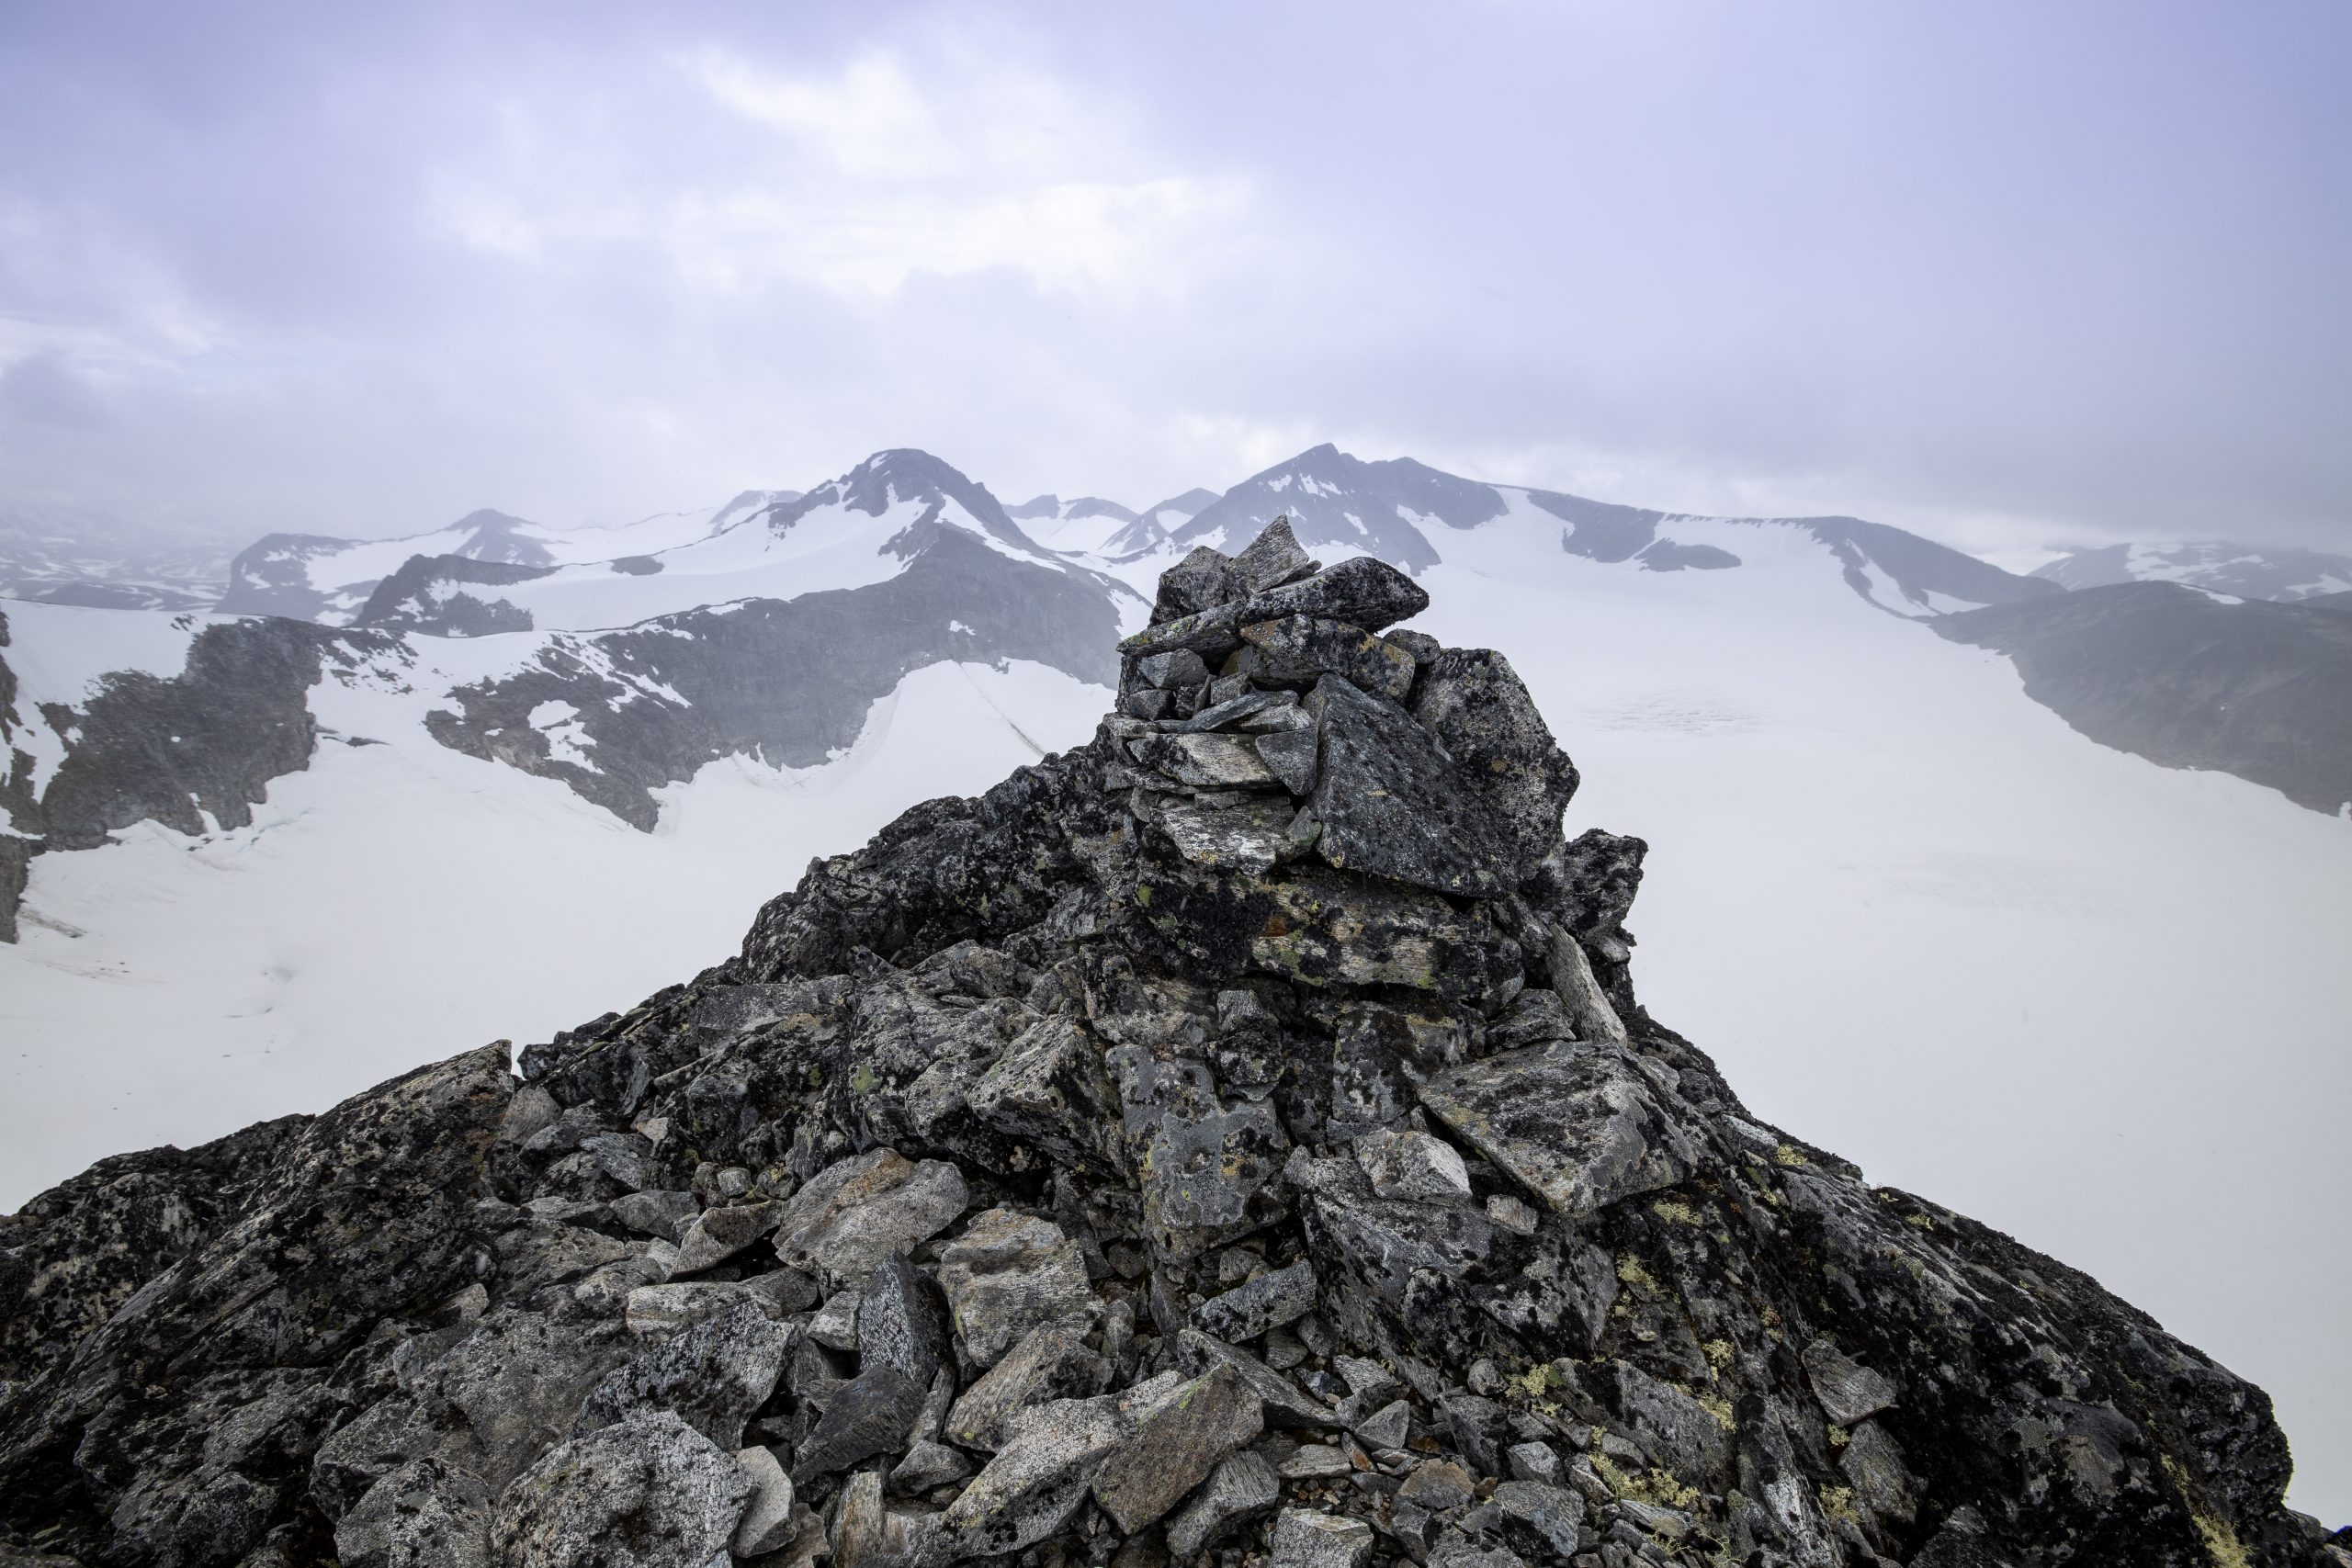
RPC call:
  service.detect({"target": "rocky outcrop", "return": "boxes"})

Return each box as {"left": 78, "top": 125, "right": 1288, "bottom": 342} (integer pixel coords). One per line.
{"left": 354, "top": 553, "right": 557, "bottom": 636}
{"left": 2, "top": 528, "right": 2340, "bottom": 1566}
{"left": 1939, "top": 581, "right": 2352, "bottom": 816}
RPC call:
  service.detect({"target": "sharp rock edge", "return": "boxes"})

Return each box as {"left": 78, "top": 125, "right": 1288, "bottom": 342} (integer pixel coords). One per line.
{"left": 2, "top": 521, "right": 2342, "bottom": 1568}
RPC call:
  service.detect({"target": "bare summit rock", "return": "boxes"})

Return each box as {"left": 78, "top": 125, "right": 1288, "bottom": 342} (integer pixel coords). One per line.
{"left": 491, "top": 1409, "right": 751, "bottom": 1568}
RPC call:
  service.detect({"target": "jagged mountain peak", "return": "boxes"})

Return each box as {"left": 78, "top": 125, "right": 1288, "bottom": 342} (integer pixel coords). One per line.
{"left": 0, "top": 536, "right": 2330, "bottom": 1566}
{"left": 1171, "top": 444, "right": 1509, "bottom": 570}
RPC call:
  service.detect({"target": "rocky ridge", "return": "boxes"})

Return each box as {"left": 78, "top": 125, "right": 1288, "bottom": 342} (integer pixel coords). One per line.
{"left": 2, "top": 523, "right": 2342, "bottom": 1567}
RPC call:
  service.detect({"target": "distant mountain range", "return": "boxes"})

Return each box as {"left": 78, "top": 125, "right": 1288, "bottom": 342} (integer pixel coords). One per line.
{"left": 2033, "top": 540, "right": 2352, "bottom": 602}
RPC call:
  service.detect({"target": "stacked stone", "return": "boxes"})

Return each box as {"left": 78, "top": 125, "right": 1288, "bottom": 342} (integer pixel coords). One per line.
{"left": 1, "top": 533, "right": 2336, "bottom": 1568}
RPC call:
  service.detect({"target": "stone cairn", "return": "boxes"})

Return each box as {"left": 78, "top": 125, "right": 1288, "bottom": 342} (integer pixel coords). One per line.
{"left": 2, "top": 520, "right": 2340, "bottom": 1568}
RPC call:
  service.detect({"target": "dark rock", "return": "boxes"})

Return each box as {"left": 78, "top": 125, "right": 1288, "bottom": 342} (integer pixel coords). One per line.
{"left": 945, "top": 1314, "right": 1111, "bottom": 1451}
{"left": 1271, "top": 1508, "right": 1375, "bottom": 1568}
{"left": 1802, "top": 1337, "right": 1898, "bottom": 1426}
{"left": 577, "top": 1293, "right": 788, "bottom": 1450}
{"left": 334, "top": 1454, "right": 492, "bottom": 1568}
{"left": 1240, "top": 615, "right": 1417, "bottom": 703}
{"left": 856, "top": 1254, "right": 954, "bottom": 1385}
{"left": 1253, "top": 727, "right": 1319, "bottom": 795}
{"left": 1229, "top": 514, "right": 1321, "bottom": 596}
{"left": 1250, "top": 555, "right": 1430, "bottom": 634}
{"left": 1193, "top": 1259, "right": 1318, "bottom": 1342}
{"left": 1416, "top": 1041, "right": 1706, "bottom": 1218}
{"left": 795, "top": 1363, "right": 928, "bottom": 1478}
{"left": 1306, "top": 675, "right": 1502, "bottom": 898}
{"left": 1410, "top": 649, "right": 1579, "bottom": 880}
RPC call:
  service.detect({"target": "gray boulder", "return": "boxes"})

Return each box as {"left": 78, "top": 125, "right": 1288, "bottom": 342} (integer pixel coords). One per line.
{"left": 334, "top": 1456, "right": 492, "bottom": 1568}
{"left": 1166, "top": 1449, "right": 1283, "bottom": 1559}
{"left": 935, "top": 1209, "right": 1097, "bottom": 1370}
{"left": 1091, "top": 1362, "right": 1264, "bottom": 1531}
{"left": 1240, "top": 615, "right": 1417, "bottom": 703}
{"left": 490, "top": 1409, "right": 751, "bottom": 1568}
{"left": 1410, "top": 649, "right": 1578, "bottom": 881}
{"left": 944, "top": 1314, "right": 1111, "bottom": 1451}
{"left": 1271, "top": 1508, "right": 1376, "bottom": 1568}
{"left": 1416, "top": 1040, "right": 1707, "bottom": 1219}
{"left": 771, "top": 1149, "right": 968, "bottom": 1289}
{"left": 1307, "top": 675, "right": 1502, "bottom": 898}
{"left": 576, "top": 1294, "right": 786, "bottom": 1450}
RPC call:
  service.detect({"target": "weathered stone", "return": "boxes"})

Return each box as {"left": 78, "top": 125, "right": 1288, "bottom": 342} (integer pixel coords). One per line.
{"left": 622, "top": 1274, "right": 807, "bottom": 1338}
{"left": 671, "top": 1200, "right": 783, "bottom": 1275}
{"left": 334, "top": 1457, "right": 491, "bottom": 1568}
{"left": 912, "top": 1393, "right": 1132, "bottom": 1564}
{"left": 945, "top": 1314, "right": 1111, "bottom": 1451}
{"left": 1279, "top": 1442, "right": 1356, "bottom": 1480}
{"left": 967, "top": 1017, "right": 1125, "bottom": 1177}
{"left": 831, "top": 1468, "right": 888, "bottom": 1568}
{"left": 1504, "top": 1441, "right": 1560, "bottom": 1485}
{"left": 1173, "top": 1329, "right": 1340, "bottom": 1430}
{"left": 734, "top": 1445, "right": 798, "bottom": 1556}
{"left": 1137, "top": 649, "right": 1211, "bottom": 691}
{"left": 1271, "top": 1508, "right": 1375, "bottom": 1568}
{"left": 578, "top": 1294, "right": 787, "bottom": 1450}
{"left": 1253, "top": 726, "right": 1320, "bottom": 795}
{"left": 1352, "top": 1399, "right": 1411, "bottom": 1450}
{"left": 1483, "top": 1195, "right": 1538, "bottom": 1235}
{"left": 491, "top": 1409, "right": 752, "bottom": 1568}
{"left": 1166, "top": 1449, "right": 1282, "bottom": 1559}
{"left": 1250, "top": 868, "right": 1522, "bottom": 1000}
{"left": 1158, "top": 794, "right": 1297, "bottom": 874}
{"left": 1354, "top": 1129, "right": 1470, "bottom": 1204}
{"left": 1128, "top": 731, "right": 1280, "bottom": 789}
{"left": 1105, "top": 1047, "right": 1288, "bottom": 1258}
{"left": 1487, "top": 1481, "right": 1584, "bottom": 1558}
{"left": 935, "top": 1209, "right": 1097, "bottom": 1370}
{"left": 1399, "top": 1459, "right": 1476, "bottom": 1513}
{"left": 608, "top": 1189, "right": 699, "bottom": 1244}
{"left": 808, "top": 1289, "right": 862, "bottom": 1351}
{"left": 1229, "top": 515, "right": 1320, "bottom": 596}
{"left": 1250, "top": 555, "right": 1430, "bottom": 634}
{"left": 1091, "top": 1363, "right": 1264, "bottom": 1531}
{"left": 1307, "top": 675, "right": 1503, "bottom": 898}
{"left": 1409, "top": 649, "right": 1578, "bottom": 881}
{"left": 1193, "top": 1259, "right": 1317, "bottom": 1343}
{"left": 1838, "top": 1418, "right": 1918, "bottom": 1528}
{"left": 1151, "top": 547, "right": 1238, "bottom": 624}
{"left": 892, "top": 1438, "right": 975, "bottom": 1495}
{"left": 856, "top": 1254, "right": 953, "bottom": 1385}
{"left": 796, "top": 1362, "right": 929, "bottom": 1478}
{"left": 1170, "top": 687, "right": 1300, "bottom": 735}
{"left": 1437, "top": 1393, "right": 1508, "bottom": 1476}
{"left": 1286, "top": 1150, "right": 1493, "bottom": 1312}
{"left": 772, "top": 1149, "right": 969, "bottom": 1289}
{"left": 1240, "top": 616, "right": 1417, "bottom": 704}
{"left": 1328, "top": 1003, "right": 1467, "bottom": 1142}
{"left": 1121, "top": 602, "right": 1247, "bottom": 660}
{"left": 1804, "top": 1338, "right": 1898, "bottom": 1426}
{"left": 1415, "top": 1041, "right": 1705, "bottom": 1219}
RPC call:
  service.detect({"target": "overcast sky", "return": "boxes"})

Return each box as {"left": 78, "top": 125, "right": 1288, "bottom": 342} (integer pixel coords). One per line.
{"left": 3, "top": 1, "right": 2346, "bottom": 561}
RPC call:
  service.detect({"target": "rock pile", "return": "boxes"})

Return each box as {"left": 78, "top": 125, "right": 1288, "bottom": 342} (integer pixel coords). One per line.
{"left": 3, "top": 522, "right": 2342, "bottom": 1567}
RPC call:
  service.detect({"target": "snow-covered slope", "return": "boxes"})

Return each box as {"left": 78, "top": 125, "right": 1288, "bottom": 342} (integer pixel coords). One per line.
{"left": 2033, "top": 540, "right": 2352, "bottom": 602}
{"left": 215, "top": 490, "right": 802, "bottom": 624}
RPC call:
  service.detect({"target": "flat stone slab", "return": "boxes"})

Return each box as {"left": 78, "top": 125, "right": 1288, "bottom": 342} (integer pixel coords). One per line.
{"left": 1416, "top": 1041, "right": 1705, "bottom": 1219}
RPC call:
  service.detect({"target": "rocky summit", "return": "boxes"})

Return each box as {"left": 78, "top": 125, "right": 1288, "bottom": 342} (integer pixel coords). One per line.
{"left": 1, "top": 520, "right": 2341, "bottom": 1568}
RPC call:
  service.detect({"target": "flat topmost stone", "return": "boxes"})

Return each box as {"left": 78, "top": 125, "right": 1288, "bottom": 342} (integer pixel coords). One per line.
{"left": 1123, "top": 553, "right": 1430, "bottom": 658}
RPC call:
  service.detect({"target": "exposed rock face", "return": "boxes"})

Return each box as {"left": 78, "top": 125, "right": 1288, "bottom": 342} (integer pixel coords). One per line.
{"left": 2, "top": 536, "right": 2339, "bottom": 1567}
{"left": 1938, "top": 580, "right": 2352, "bottom": 816}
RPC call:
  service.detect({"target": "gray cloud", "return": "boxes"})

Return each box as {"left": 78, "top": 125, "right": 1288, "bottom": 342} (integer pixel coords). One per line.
{"left": 0, "top": 0, "right": 2345, "bottom": 556}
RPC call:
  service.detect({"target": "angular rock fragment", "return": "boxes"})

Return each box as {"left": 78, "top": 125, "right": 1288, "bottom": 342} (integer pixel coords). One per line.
{"left": 1487, "top": 1480, "right": 1584, "bottom": 1558}
{"left": 733, "top": 1444, "right": 798, "bottom": 1556}
{"left": 1307, "top": 675, "right": 1502, "bottom": 898}
{"left": 945, "top": 1314, "right": 1111, "bottom": 1451}
{"left": 1803, "top": 1338, "right": 1898, "bottom": 1426}
{"left": 1229, "top": 514, "right": 1320, "bottom": 595}
{"left": 1106, "top": 1047, "right": 1288, "bottom": 1257}
{"left": 1409, "top": 649, "right": 1578, "bottom": 881}
{"left": 967, "top": 1016, "right": 1125, "bottom": 1177}
{"left": 491, "top": 1409, "right": 751, "bottom": 1568}
{"left": 334, "top": 1456, "right": 491, "bottom": 1568}
{"left": 1250, "top": 555, "right": 1430, "bottom": 633}
{"left": 1192, "top": 1258, "right": 1317, "bottom": 1343}
{"left": 610, "top": 1189, "right": 700, "bottom": 1243}
{"left": 795, "top": 1363, "right": 929, "bottom": 1478}
{"left": 936, "top": 1209, "right": 1097, "bottom": 1370}
{"left": 1416, "top": 1040, "right": 1705, "bottom": 1218}
{"left": 577, "top": 1294, "right": 787, "bottom": 1450}
{"left": 772, "top": 1149, "right": 968, "bottom": 1288}
{"left": 1174, "top": 1329, "right": 1340, "bottom": 1430}
{"left": 1250, "top": 868, "right": 1522, "bottom": 999}
{"left": 910, "top": 1393, "right": 1131, "bottom": 1564}
{"left": 831, "top": 1469, "right": 887, "bottom": 1568}
{"left": 1137, "top": 649, "right": 1211, "bottom": 691}
{"left": 856, "top": 1254, "right": 953, "bottom": 1385}
{"left": 1158, "top": 794, "right": 1297, "bottom": 874}
{"left": 1252, "top": 726, "right": 1320, "bottom": 795}
{"left": 1129, "top": 730, "right": 1280, "bottom": 789}
{"left": 1240, "top": 615, "right": 1418, "bottom": 703}
{"left": 1165, "top": 1450, "right": 1282, "bottom": 1559}
{"left": 1271, "top": 1508, "right": 1376, "bottom": 1568}
{"left": 672, "top": 1200, "right": 782, "bottom": 1275}
{"left": 1091, "top": 1362, "right": 1264, "bottom": 1531}
{"left": 1354, "top": 1129, "right": 1471, "bottom": 1203}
